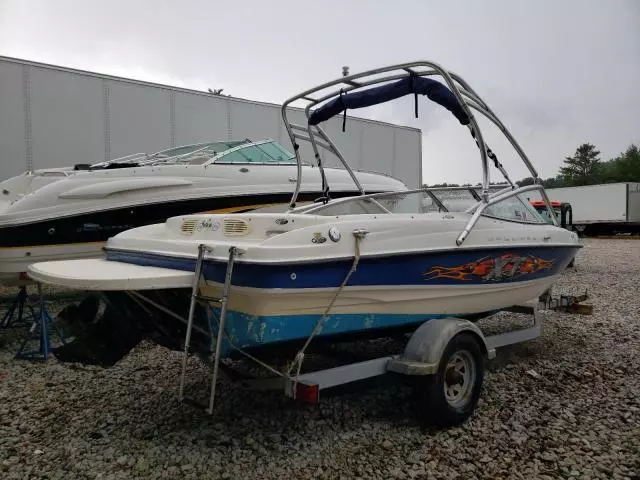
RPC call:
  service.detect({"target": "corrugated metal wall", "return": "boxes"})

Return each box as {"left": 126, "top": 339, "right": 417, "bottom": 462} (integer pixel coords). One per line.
{"left": 0, "top": 56, "right": 422, "bottom": 187}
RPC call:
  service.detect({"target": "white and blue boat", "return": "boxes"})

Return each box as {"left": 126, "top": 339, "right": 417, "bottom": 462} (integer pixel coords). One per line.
{"left": 28, "top": 61, "right": 581, "bottom": 363}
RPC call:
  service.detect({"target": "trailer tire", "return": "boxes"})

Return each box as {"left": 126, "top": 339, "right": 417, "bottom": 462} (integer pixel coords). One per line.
{"left": 415, "top": 333, "right": 484, "bottom": 427}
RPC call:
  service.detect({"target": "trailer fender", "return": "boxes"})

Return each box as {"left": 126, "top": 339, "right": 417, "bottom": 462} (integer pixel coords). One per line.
{"left": 387, "top": 318, "right": 494, "bottom": 376}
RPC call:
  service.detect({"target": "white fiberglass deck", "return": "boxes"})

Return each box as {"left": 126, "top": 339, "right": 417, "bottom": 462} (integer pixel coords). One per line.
{"left": 28, "top": 259, "right": 193, "bottom": 291}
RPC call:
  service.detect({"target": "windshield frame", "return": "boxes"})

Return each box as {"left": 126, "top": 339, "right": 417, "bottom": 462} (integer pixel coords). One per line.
{"left": 294, "top": 184, "right": 549, "bottom": 227}
{"left": 203, "top": 139, "right": 297, "bottom": 166}
{"left": 88, "top": 139, "right": 299, "bottom": 169}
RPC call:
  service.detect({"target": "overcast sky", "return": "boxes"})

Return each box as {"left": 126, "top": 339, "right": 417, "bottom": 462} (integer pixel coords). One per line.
{"left": 1, "top": 0, "right": 638, "bottom": 184}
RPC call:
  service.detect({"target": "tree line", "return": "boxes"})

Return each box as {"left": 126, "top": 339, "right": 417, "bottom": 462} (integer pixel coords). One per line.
{"left": 425, "top": 143, "right": 640, "bottom": 189}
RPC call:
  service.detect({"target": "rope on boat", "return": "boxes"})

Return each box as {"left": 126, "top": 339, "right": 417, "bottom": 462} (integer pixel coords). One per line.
{"left": 286, "top": 230, "right": 366, "bottom": 398}
{"left": 179, "top": 229, "right": 366, "bottom": 401}
{"left": 206, "top": 230, "right": 366, "bottom": 395}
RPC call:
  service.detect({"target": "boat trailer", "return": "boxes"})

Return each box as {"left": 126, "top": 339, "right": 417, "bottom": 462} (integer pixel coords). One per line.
{"left": 178, "top": 244, "right": 545, "bottom": 427}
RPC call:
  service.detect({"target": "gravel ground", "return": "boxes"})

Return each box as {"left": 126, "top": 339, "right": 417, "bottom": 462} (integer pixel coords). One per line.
{"left": 0, "top": 238, "right": 639, "bottom": 480}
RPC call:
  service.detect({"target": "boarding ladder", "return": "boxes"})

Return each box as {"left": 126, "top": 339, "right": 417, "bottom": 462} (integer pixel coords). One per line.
{"left": 178, "top": 243, "right": 242, "bottom": 414}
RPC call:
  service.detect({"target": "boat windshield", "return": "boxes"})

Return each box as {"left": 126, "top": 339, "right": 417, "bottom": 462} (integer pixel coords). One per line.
{"left": 89, "top": 140, "right": 249, "bottom": 169}
{"left": 88, "top": 139, "right": 296, "bottom": 169}
{"left": 211, "top": 141, "right": 296, "bottom": 165}
{"left": 420, "top": 185, "right": 508, "bottom": 212}
{"left": 297, "top": 188, "right": 548, "bottom": 224}
{"left": 533, "top": 205, "right": 561, "bottom": 224}
{"left": 144, "top": 140, "right": 250, "bottom": 165}
{"left": 299, "top": 191, "right": 423, "bottom": 216}
{"left": 482, "top": 194, "right": 547, "bottom": 224}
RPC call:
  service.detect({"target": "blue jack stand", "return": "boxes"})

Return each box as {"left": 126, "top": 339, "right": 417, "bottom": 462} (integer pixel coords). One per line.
{"left": 1, "top": 286, "right": 37, "bottom": 329}
{"left": 14, "top": 283, "right": 66, "bottom": 361}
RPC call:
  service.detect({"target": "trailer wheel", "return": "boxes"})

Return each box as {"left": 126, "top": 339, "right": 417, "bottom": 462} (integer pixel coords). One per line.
{"left": 415, "top": 333, "right": 484, "bottom": 427}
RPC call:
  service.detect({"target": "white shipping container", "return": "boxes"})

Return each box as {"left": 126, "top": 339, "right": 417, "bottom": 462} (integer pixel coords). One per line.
{"left": 628, "top": 182, "right": 640, "bottom": 223}
{"left": 0, "top": 56, "right": 422, "bottom": 187}
{"left": 527, "top": 182, "right": 640, "bottom": 225}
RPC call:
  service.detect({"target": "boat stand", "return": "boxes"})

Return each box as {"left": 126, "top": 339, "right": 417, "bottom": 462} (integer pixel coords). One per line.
{"left": 14, "top": 283, "right": 66, "bottom": 361}
{"left": 1, "top": 286, "right": 37, "bottom": 329}
{"left": 539, "top": 287, "right": 593, "bottom": 315}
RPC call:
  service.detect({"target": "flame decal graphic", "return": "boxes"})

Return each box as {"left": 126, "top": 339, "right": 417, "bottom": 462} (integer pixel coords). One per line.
{"left": 423, "top": 254, "right": 554, "bottom": 282}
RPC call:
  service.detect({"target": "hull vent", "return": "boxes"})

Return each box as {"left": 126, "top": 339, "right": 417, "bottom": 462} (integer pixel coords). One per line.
{"left": 180, "top": 219, "right": 198, "bottom": 235}
{"left": 223, "top": 218, "right": 250, "bottom": 236}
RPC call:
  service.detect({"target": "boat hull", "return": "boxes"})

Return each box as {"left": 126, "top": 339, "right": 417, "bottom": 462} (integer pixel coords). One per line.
{"left": 199, "top": 275, "right": 559, "bottom": 353}
{"left": 27, "top": 211, "right": 580, "bottom": 364}
{"left": 97, "top": 244, "right": 577, "bottom": 356}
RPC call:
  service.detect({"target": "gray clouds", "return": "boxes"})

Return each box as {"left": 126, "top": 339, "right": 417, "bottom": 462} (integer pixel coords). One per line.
{"left": 1, "top": 0, "right": 638, "bottom": 183}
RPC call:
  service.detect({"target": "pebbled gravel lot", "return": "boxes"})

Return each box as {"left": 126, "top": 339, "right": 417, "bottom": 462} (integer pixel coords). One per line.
{"left": 1, "top": 238, "right": 639, "bottom": 480}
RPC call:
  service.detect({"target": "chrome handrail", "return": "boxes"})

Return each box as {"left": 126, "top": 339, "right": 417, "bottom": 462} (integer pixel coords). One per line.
{"left": 456, "top": 184, "right": 551, "bottom": 245}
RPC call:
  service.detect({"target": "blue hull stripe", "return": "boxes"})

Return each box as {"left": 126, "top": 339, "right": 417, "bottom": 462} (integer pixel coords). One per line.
{"left": 213, "top": 310, "right": 456, "bottom": 352}
{"left": 107, "top": 245, "right": 577, "bottom": 289}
